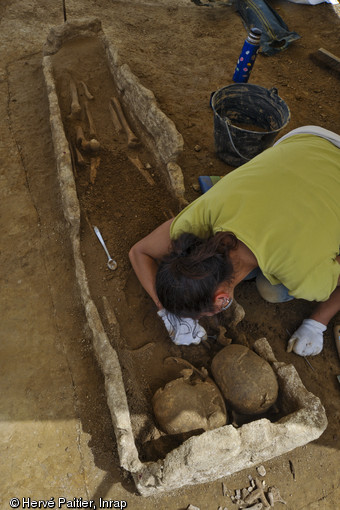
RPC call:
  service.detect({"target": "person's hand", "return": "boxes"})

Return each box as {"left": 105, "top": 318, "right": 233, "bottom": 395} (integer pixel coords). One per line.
{"left": 286, "top": 319, "right": 326, "bottom": 356}
{"left": 157, "top": 309, "right": 207, "bottom": 345}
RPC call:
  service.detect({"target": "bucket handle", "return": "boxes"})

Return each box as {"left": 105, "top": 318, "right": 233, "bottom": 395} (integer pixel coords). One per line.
{"left": 224, "top": 120, "right": 251, "bottom": 163}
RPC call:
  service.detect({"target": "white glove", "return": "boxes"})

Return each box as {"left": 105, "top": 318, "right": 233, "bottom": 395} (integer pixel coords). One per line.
{"left": 157, "top": 309, "right": 207, "bottom": 346}
{"left": 287, "top": 319, "right": 326, "bottom": 356}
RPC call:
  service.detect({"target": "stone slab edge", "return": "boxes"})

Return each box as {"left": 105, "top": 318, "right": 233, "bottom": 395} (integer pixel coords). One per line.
{"left": 43, "top": 17, "right": 186, "bottom": 203}
{"left": 42, "top": 55, "right": 143, "bottom": 474}
{"left": 42, "top": 22, "right": 328, "bottom": 497}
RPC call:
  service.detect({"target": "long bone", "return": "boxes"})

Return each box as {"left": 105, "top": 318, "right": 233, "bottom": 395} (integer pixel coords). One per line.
{"left": 111, "top": 96, "right": 139, "bottom": 148}
{"left": 128, "top": 155, "right": 155, "bottom": 186}
{"left": 69, "top": 77, "right": 81, "bottom": 118}
{"left": 84, "top": 100, "right": 97, "bottom": 139}
{"left": 76, "top": 125, "right": 100, "bottom": 152}
{"left": 109, "top": 102, "right": 123, "bottom": 133}
{"left": 80, "top": 80, "right": 94, "bottom": 100}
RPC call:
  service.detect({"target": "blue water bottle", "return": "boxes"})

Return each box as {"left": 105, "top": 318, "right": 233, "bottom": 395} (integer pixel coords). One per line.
{"left": 232, "top": 28, "right": 262, "bottom": 83}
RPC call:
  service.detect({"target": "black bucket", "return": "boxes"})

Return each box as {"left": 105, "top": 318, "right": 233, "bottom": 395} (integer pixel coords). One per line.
{"left": 211, "top": 84, "right": 290, "bottom": 167}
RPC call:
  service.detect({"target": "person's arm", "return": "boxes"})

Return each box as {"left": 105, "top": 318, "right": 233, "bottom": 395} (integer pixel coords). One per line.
{"left": 310, "top": 286, "right": 340, "bottom": 326}
{"left": 288, "top": 260, "right": 340, "bottom": 356}
{"left": 128, "top": 219, "right": 174, "bottom": 309}
{"left": 129, "top": 218, "right": 208, "bottom": 346}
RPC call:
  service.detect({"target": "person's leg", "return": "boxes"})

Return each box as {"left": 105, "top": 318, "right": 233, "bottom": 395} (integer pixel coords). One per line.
{"left": 274, "top": 125, "right": 340, "bottom": 149}
{"left": 255, "top": 273, "right": 294, "bottom": 303}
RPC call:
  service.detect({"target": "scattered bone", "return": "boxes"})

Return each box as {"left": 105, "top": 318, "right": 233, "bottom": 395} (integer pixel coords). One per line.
{"left": 235, "top": 489, "right": 241, "bottom": 500}
{"left": 222, "top": 482, "right": 232, "bottom": 497}
{"left": 186, "top": 506, "right": 200, "bottom": 510}
{"left": 102, "top": 296, "right": 118, "bottom": 326}
{"left": 164, "top": 356, "right": 208, "bottom": 380}
{"left": 245, "top": 504, "right": 263, "bottom": 510}
{"left": 73, "top": 144, "right": 86, "bottom": 167}
{"left": 257, "top": 465, "right": 266, "bottom": 477}
{"left": 76, "top": 125, "right": 100, "bottom": 152}
{"left": 84, "top": 100, "right": 97, "bottom": 138}
{"left": 128, "top": 155, "right": 155, "bottom": 186}
{"left": 111, "top": 96, "right": 139, "bottom": 148}
{"left": 243, "top": 478, "right": 270, "bottom": 509}
{"left": 267, "top": 487, "right": 287, "bottom": 506}
{"left": 241, "top": 488, "right": 249, "bottom": 500}
{"left": 109, "top": 102, "right": 123, "bottom": 133}
{"left": 80, "top": 80, "right": 94, "bottom": 100}
{"left": 90, "top": 156, "right": 100, "bottom": 184}
{"left": 245, "top": 477, "right": 255, "bottom": 493}
{"left": 229, "top": 299, "right": 245, "bottom": 328}
{"left": 69, "top": 76, "right": 81, "bottom": 118}
{"left": 217, "top": 325, "right": 232, "bottom": 346}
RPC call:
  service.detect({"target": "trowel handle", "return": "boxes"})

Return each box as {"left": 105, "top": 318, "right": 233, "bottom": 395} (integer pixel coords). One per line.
{"left": 333, "top": 324, "right": 340, "bottom": 360}
{"left": 93, "top": 225, "right": 111, "bottom": 259}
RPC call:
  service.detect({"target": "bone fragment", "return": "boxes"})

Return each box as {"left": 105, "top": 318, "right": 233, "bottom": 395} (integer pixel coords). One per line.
{"left": 241, "top": 488, "right": 249, "bottom": 500}
{"left": 90, "top": 156, "right": 100, "bottom": 184}
{"left": 111, "top": 96, "right": 139, "bottom": 148}
{"left": 222, "top": 482, "right": 231, "bottom": 497}
{"left": 109, "top": 102, "right": 123, "bottom": 133}
{"left": 69, "top": 77, "right": 81, "bottom": 118}
{"left": 73, "top": 145, "right": 86, "bottom": 167}
{"left": 76, "top": 125, "right": 100, "bottom": 153}
{"left": 164, "top": 356, "right": 208, "bottom": 380}
{"left": 257, "top": 465, "right": 266, "bottom": 477}
{"left": 84, "top": 100, "right": 97, "bottom": 138}
{"left": 128, "top": 155, "right": 155, "bottom": 186}
{"left": 267, "top": 487, "right": 287, "bottom": 506}
{"left": 102, "top": 296, "right": 117, "bottom": 326}
{"left": 244, "top": 478, "right": 270, "bottom": 509}
{"left": 217, "top": 325, "right": 232, "bottom": 346}
{"left": 80, "top": 80, "right": 94, "bottom": 100}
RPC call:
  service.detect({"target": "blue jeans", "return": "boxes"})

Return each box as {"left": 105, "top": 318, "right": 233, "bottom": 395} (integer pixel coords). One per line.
{"left": 244, "top": 268, "right": 294, "bottom": 303}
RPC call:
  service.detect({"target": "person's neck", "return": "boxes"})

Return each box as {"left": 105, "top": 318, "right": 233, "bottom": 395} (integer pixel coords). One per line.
{"left": 229, "top": 240, "right": 258, "bottom": 284}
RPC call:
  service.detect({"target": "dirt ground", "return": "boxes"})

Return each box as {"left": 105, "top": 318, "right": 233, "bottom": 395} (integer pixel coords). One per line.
{"left": 1, "top": 0, "right": 340, "bottom": 509}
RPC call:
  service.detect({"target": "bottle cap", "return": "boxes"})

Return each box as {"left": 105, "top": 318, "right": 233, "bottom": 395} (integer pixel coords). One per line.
{"left": 248, "top": 27, "right": 262, "bottom": 45}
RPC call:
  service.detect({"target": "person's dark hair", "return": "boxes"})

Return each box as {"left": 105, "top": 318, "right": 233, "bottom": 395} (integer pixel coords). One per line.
{"left": 156, "top": 232, "right": 237, "bottom": 319}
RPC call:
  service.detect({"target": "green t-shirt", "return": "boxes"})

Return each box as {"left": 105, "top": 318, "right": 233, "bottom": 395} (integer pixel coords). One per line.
{"left": 170, "top": 134, "right": 340, "bottom": 302}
